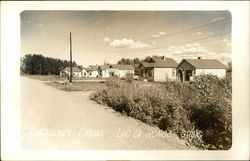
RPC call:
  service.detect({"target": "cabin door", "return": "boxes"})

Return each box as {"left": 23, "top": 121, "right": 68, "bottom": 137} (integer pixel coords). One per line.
{"left": 185, "top": 70, "right": 193, "bottom": 81}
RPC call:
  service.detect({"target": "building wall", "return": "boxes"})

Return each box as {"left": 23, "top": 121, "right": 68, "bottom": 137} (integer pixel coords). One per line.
{"left": 100, "top": 69, "right": 134, "bottom": 78}
{"left": 195, "top": 69, "right": 226, "bottom": 78}
{"left": 153, "top": 68, "right": 176, "bottom": 81}
{"left": 101, "top": 70, "right": 113, "bottom": 78}
{"left": 101, "top": 70, "right": 109, "bottom": 78}
{"left": 72, "top": 71, "right": 82, "bottom": 77}
{"left": 82, "top": 69, "right": 88, "bottom": 77}
{"left": 117, "top": 70, "right": 134, "bottom": 78}
{"left": 88, "top": 71, "right": 99, "bottom": 77}
{"left": 60, "top": 70, "right": 83, "bottom": 77}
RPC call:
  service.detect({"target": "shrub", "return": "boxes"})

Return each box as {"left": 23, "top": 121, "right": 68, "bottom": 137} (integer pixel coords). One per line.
{"left": 187, "top": 75, "right": 232, "bottom": 149}
{"left": 91, "top": 75, "right": 232, "bottom": 150}
{"left": 125, "top": 73, "right": 134, "bottom": 83}
{"left": 105, "top": 78, "right": 122, "bottom": 88}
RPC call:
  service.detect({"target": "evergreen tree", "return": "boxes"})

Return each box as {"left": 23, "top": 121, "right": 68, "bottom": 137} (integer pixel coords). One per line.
{"left": 21, "top": 54, "right": 79, "bottom": 75}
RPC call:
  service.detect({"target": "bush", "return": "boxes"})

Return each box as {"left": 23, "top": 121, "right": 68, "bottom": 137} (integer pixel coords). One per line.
{"left": 187, "top": 75, "right": 232, "bottom": 149}
{"left": 125, "top": 73, "right": 134, "bottom": 83}
{"left": 91, "top": 75, "right": 232, "bottom": 150}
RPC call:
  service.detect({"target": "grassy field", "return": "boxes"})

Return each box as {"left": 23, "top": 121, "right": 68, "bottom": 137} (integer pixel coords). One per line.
{"left": 24, "top": 75, "right": 108, "bottom": 91}
{"left": 44, "top": 78, "right": 148, "bottom": 92}
{"left": 24, "top": 75, "right": 66, "bottom": 81}
{"left": 24, "top": 74, "right": 106, "bottom": 81}
{"left": 44, "top": 81, "right": 107, "bottom": 92}
{"left": 24, "top": 74, "right": 149, "bottom": 92}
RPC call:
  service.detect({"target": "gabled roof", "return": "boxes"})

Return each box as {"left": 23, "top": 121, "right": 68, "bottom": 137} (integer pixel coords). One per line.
{"left": 65, "top": 67, "right": 82, "bottom": 72}
{"left": 85, "top": 66, "right": 98, "bottom": 71}
{"left": 99, "top": 64, "right": 135, "bottom": 70}
{"left": 112, "top": 64, "right": 135, "bottom": 70}
{"left": 139, "top": 57, "right": 178, "bottom": 68}
{"left": 98, "top": 65, "right": 110, "bottom": 70}
{"left": 149, "top": 57, "right": 165, "bottom": 63}
{"left": 180, "top": 59, "right": 228, "bottom": 69}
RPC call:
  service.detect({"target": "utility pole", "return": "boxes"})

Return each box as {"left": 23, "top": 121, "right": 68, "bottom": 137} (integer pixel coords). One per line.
{"left": 69, "top": 32, "right": 73, "bottom": 83}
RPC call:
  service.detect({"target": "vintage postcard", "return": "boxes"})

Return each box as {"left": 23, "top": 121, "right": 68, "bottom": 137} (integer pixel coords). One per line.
{"left": 1, "top": 1, "right": 249, "bottom": 160}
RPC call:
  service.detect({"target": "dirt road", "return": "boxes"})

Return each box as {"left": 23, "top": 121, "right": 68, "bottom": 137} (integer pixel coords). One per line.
{"left": 21, "top": 76, "right": 195, "bottom": 150}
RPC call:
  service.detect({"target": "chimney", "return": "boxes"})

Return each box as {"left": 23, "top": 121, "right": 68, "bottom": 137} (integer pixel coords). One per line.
{"left": 198, "top": 57, "right": 202, "bottom": 59}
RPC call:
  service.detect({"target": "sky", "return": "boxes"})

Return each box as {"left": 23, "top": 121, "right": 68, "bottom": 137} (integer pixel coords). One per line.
{"left": 21, "top": 11, "right": 231, "bottom": 67}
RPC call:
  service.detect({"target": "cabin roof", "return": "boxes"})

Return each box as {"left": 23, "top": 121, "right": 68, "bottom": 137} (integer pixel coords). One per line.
{"left": 181, "top": 59, "right": 228, "bottom": 69}
{"left": 111, "top": 64, "right": 135, "bottom": 70}
{"left": 140, "top": 57, "right": 178, "bottom": 68}
{"left": 65, "top": 67, "right": 82, "bottom": 72}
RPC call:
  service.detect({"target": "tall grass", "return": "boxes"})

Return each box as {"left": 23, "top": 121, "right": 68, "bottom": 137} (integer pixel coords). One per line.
{"left": 91, "top": 75, "right": 232, "bottom": 150}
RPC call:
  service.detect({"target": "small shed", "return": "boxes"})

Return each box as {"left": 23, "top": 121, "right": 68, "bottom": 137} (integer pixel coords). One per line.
{"left": 60, "top": 67, "right": 83, "bottom": 77}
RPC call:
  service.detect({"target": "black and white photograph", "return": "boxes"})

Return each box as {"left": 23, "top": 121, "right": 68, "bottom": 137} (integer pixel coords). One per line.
{"left": 1, "top": 1, "right": 249, "bottom": 160}
{"left": 20, "top": 10, "right": 232, "bottom": 151}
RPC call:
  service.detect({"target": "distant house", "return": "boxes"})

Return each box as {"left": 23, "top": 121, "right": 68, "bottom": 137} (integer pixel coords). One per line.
{"left": 82, "top": 68, "right": 88, "bottom": 77}
{"left": 60, "top": 67, "right": 83, "bottom": 77}
{"left": 113, "top": 64, "right": 135, "bottom": 78}
{"left": 176, "top": 57, "right": 228, "bottom": 82}
{"left": 85, "top": 65, "right": 99, "bottom": 77}
{"left": 98, "top": 64, "right": 135, "bottom": 78}
{"left": 138, "top": 57, "right": 178, "bottom": 81}
{"left": 98, "top": 65, "right": 110, "bottom": 78}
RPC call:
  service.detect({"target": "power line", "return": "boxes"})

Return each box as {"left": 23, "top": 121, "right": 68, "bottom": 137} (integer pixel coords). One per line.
{"left": 141, "top": 16, "right": 231, "bottom": 42}
{"left": 74, "top": 31, "right": 230, "bottom": 54}
{"left": 122, "top": 31, "right": 231, "bottom": 53}
{"left": 76, "top": 16, "right": 231, "bottom": 49}
{"left": 74, "top": 31, "right": 231, "bottom": 53}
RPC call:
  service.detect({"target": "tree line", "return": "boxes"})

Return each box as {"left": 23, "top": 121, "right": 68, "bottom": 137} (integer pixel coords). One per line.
{"left": 20, "top": 54, "right": 80, "bottom": 75}
{"left": 117, "top": 56, "right": 161, "bottom": 65}
{"left": 116, "top": 56, "right": 164, "bottom": 75}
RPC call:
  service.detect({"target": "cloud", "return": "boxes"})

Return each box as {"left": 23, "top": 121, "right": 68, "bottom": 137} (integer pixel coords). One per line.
{"left": 152, "top": 31, "right": 166, "bottom": 38}
{"left": 196, "top": 31, "right": 213, "bottom": 36}
{"left": 167, "top": 43, "right": 208, "bottom": 55}
{"left": 103, "top": 37, "right": 111, "bottom": 43}
{"left": 207, "top": 32, "right": 214, "bottom": 35}
{"left": 211, "top": 17, "right": 225, "bottom": 23}
{"left": 158, "top": 32, "right": 166, "bottom": 36}
{"left": 196, "top": 32, "right": 203, "bottom": 35}
{"left": 110, "top": 38, "right": 150, "bottom": 49}
{"left": 152, "top": 34, "right": 160, "bottom": 38}
{"left": 166, "top": 43, "right": 231, "bottom": 64}
{"left": 206, "top": 52, "right": 231, "bottom": 64}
